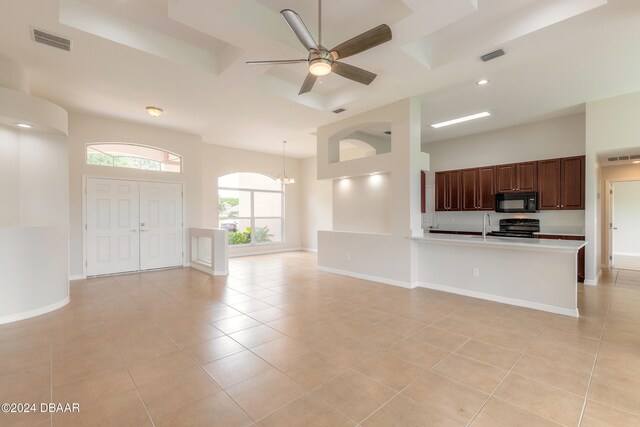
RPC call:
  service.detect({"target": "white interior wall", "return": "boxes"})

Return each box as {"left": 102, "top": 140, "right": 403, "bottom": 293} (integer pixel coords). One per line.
{"left": 333, "top": 173, "right": 392, "bottom": 234}
{"left": 19, "top": 132, "right": 69, "bottom": 226}
{"left": 300, "top": 156, "right": 332, "bottom": 251}
{"left": 586, "top": 91, "right": 640, "bottom": 282}
{"left": 68, "top": 112, "right": 203, "bottom": 277}
{"left": 0, "top": 125, "right": 20, "bottom": 226}
{"left": 422, "top": 113, "right": 586, "bottom": 179}
{"left": 611, "top": 180, "right": 640, "bottom": 256}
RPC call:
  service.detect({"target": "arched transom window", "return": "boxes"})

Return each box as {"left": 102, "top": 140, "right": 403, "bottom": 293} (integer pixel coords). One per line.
{"left": 86, "top": 143, "right": 182, "bottom": 173}
{"left": 218, "top": 172, "right": 283, "bottom": 246}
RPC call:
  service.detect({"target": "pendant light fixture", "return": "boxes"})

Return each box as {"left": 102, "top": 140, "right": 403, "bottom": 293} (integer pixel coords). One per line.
{"left": 276, "top": 140, "right": 295, "bottom": 184}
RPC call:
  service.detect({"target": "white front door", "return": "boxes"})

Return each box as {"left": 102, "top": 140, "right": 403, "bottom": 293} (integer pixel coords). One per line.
{"left": 139, "top": 181, "right": 184, "bottom": 271}
{"left": 86, "top": 178, "right": 184, "bottom": 276}
{"left": 86, "top": 178, "right": 140, "bottom": 276}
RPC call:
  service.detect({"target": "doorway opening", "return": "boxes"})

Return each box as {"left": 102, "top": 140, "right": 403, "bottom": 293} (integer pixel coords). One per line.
{"left": 609, "top": 180, "right": 640, "bottom": 271}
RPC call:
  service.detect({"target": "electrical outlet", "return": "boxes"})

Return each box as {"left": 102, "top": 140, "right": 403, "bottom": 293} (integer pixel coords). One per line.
{"left": 472, "top": 268, "right": 480, "bottom": 277}
{"left": 346, "top": 253, "right": 351, "bottom": 261}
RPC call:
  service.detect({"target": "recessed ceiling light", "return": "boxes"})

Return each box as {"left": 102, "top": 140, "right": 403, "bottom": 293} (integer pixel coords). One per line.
{"left": 146, "top": 106, "right": 163, "bottom": 117}
{"left": 477, "top": 79, "right": 489, "bottom": 85}
{"left": 431, "top": 111, "right": 491, "bottom": 129}
{"left": 15, "top": 123, "right": 33, "bottom": 129}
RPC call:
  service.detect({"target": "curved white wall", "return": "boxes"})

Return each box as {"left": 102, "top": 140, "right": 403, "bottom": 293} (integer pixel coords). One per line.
{"left": 0, "top": 56, "right": 70, "bottom": 324}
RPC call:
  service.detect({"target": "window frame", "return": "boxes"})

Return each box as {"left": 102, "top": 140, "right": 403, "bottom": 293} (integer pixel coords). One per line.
{"left": 85, "top": 143, "right": 182, "bottom": 173}
{"left": 218, "top": 179, "right": 285, "bottom": 247}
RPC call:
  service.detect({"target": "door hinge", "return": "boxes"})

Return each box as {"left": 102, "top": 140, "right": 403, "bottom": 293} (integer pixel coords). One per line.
{"left": 85, "top": 224, "right": 87, "bottom": 230}
{"left": 610, "top": 256, "right": 612, "bottom": 260}
{"left": 610, "top": 189, "right": 613, "bottom": 194}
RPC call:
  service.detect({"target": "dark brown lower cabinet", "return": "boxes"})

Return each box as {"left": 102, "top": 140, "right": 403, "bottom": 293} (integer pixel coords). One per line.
{"left": 536, "top": 234, "right": 585, "bottom": 282}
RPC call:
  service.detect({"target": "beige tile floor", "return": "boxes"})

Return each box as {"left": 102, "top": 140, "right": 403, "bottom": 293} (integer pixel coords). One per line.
{"left": 1, "top": 251, "right": 639, "bottom": 426}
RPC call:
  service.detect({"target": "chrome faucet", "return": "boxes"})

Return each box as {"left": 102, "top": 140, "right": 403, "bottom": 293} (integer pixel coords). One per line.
{"left": 482, "top": 213, "right": 491, "bottom": 239}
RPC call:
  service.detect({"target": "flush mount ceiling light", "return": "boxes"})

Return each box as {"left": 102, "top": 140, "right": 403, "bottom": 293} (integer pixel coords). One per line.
{"left": 477, "top": 79, "right": 489, "bottom": 85}
{"left": 276, "top": 141, "right": 295, "bottom": 184}
{"left": 146, "top": 106, "right": 163, "bottom": 117}
{"left": 15, "top": 123, "right": 33, "bottom": 129}
{"left": 431, "top": 111, "right": 491, "bottom": 129}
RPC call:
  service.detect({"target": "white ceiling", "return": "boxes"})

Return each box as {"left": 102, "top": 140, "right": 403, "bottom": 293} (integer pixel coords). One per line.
{"left": 1, "top": 0, "right": 640, "bottom": 157}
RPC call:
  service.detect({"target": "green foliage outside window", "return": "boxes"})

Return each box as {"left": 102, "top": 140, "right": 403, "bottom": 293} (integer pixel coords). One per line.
{"left": 227, "top": 226, "right": 273, "bottom": 245}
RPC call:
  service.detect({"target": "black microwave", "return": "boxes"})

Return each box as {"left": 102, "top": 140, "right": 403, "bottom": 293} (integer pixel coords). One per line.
{"left": 495, "top": 192, "right": 538, "bottom": 213}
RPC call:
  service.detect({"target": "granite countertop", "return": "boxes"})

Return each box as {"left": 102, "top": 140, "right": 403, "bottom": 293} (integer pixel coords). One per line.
{"left": 427, "top": 225, "right": 585, "bottom": 236}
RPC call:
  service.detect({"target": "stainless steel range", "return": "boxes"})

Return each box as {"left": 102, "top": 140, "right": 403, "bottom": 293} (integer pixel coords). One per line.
{"left": 491, "top": 218, "right": 540, "bottom": 238}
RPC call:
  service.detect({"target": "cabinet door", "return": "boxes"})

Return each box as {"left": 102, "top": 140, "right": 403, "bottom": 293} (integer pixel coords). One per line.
{"left": 516, "top": 161, "right": 537, "bottom": 192}
{"left": 448, "top": 170, "right": 462, "bottom": 211}
{"left": 561, "top": 156, "right": 585, "bottom": 209}
{"left": 477, "top": 166, "right": 496, "bottom": 210}
{"left": 461, "top": 168, "right": 479, "bottom": 211}
{"left": 435, "top": 172, "right": 448, "bottom": 211}
{"left": 537, "top": 159, "right": 561, "bottom": 210}
{"left": 421, "top": 171, "right": 426, "bottom": 214}
{"left": 496, "top": 164, "right": 516, "bottom": 193}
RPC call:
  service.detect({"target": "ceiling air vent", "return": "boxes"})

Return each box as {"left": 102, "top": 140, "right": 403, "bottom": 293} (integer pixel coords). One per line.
{"left": 332, "top": 108, "right": 346, "bottom": 114}
{"left": 32, "top": 28, "right": 72, "bottom": 52}
{"left": 607, "top": 154, "right": 640, "bottom": 161}
{"left": 481, "top": 48, "right": 505, "bottom": 62}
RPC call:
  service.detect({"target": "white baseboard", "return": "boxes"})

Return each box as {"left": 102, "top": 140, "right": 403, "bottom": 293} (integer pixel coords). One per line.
{"left": 69, "top": 275, "right": 85, "bottom": 281}
{"left": 318, "top": 265, "right": 417, "bottom": 289}
{"left": 418, "top": 282, "right": 578, "bottom": 317}
{"left": 584, "top": 269, "right": 601, "bottom": 286}
{"left": 0, "top": 297, "right": 70, "bottom": 325}
{"left": 613, "top": 252, "right": 640, "bottom": 257}
{"left": 302, "top": 247, "right": 318, "bottom": 253}
{"left": 229, "top": 247, "right": 303, "bottom": 258}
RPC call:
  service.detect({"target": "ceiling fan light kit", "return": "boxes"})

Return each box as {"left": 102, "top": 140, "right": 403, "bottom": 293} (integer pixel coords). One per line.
{"left": 247, "top": 0, "right": 392, "bottom": 95}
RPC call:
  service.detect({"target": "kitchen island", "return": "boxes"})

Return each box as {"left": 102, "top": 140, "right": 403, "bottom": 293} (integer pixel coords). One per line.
{"left": 412, "top": 233, "right": 587, "bottom": 317}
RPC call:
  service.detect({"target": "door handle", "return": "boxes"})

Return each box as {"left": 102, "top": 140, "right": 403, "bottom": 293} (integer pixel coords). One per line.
{"left": 613, "top": 227, "right": 618, "bottom": 230}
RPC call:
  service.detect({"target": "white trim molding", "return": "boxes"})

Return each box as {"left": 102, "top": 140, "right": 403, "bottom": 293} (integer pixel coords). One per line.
{"left": 583, "top": 269, "right": 602, "bottom": 286}
{"left": 0, "top": 297, "right": 70, "bottom": 325}
{"left": 229, "top": 247, "right": 303, "bottom": 258}
{"left": 318, "top": 266, "right": 418, "bottom": 289}
{"left": 419, "top": 282, "right": 579, "bottom": 317}
{"left": 69, "top": 275, "right": 85, "bottom": 281}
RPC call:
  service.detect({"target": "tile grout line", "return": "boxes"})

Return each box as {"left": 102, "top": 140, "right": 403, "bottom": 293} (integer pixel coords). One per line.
{"left": 358, "top": 333, "right": 474, "bottom": 425}
{"left": 103, "top": 317, "right": 157, "bottom": 427}
{"left": 464, "top": 321, "right": 548, "bottom": 426}
{"left": 577, "top": 269, "right": 617, "bottom": 427}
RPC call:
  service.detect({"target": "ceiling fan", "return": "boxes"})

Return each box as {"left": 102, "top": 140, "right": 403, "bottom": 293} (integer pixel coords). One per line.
{"left": 247, "top": 0, "right": 392, "bottom": 95}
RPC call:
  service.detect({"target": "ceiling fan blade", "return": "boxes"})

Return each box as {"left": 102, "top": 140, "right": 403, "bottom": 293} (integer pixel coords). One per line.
{"left": 246, "top": 59, "right": 308, "bottom": 65}
{"left": 299, "top": 73, "right": 317, "bottom": 95}
{"left": 332, "top": 61, "right": 377, "bottom": 85}
{"left": 330, "top": 24, "right": 392, "bottom": 60}
{"left": 281, "top": 9, "right": 318, "bottom": 52}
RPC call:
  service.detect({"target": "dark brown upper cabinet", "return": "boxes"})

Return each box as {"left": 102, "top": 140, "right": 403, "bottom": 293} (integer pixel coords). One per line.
{"left": 433, "top": 155, "right": 584, "bottom": 213}
{"left": 477, "top": 166, "right": 496, "bottom": 210}
{"left": 435, "top": 170, "right": 461, "bottom": 211}
{"left": 496, "top": 162, "right": 537, "bottom": 193}
{"left": 461, "top": 166, "right": 496, "bottom": 211}
{"left": 537, "top": 156, "right": 585, "bottom": 210}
